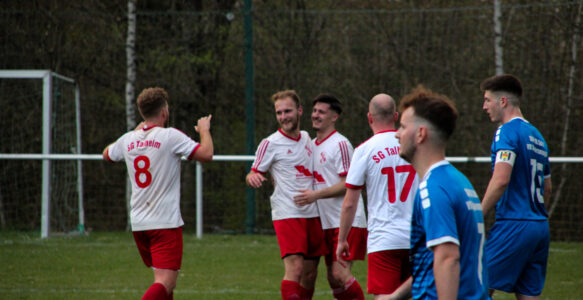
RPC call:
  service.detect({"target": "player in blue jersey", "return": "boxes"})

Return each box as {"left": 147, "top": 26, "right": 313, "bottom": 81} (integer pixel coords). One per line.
{"left": 388, "top": 86, "right": 489, "bottom": 300}
{"left": 481, "top": 74, "right": 551, "bottom": 299}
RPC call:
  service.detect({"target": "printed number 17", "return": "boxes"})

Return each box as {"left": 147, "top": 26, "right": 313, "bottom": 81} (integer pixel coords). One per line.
{"left": 381, "top": 165, "right": 416, "bottom": 203}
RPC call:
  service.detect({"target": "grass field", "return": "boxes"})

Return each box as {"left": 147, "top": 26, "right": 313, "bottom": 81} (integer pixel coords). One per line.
{"left": 0, "top": 232, "right": 581, "bottom": 299}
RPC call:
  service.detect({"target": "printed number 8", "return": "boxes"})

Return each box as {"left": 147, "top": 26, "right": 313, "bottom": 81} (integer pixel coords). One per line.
{"left": 134, "top": 155, "right": 152, "bottom": 188}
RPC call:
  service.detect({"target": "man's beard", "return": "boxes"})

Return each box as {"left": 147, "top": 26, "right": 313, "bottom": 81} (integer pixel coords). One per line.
{"left": 282, "top": 115, "right": 300, "bottom": 131}
{"left": 399, "top": 143, "right": 416, "bottom": 163}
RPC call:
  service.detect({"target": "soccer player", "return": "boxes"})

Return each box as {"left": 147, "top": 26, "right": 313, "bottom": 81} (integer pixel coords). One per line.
{"left": 246, "top": 90, "right": 327, "bottom": 300}
{"left": 389, "top": 86, "right": 488, "bottom": 300}
{"left": 102, "top": 87, "right": 214, "bottom": 300}
{"left": 481, "top": 74, "right": 551, "bottom": 299}
{"left": 293, "top": 94, "right": 367, "bottom": 300}
{"left": 336, "top": 93, "right": 418, "bottom": 299}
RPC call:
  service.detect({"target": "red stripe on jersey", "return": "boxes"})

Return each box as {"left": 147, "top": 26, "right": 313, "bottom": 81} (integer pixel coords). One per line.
{"left": 339, "top": 141, "right": 350, "bottom": 173}
{"left": 187, "top": 144, "right": 201, "bottom": 160}
{"left": 252, "top": 140, "right": 270, "bottom": 171}
{"left": 104, "top": 147, "right": 113, "bottom": 162}
{"left": 345, "top": 182, "right": 364, "bottom": 190}
{"left": 251, "top": 168, "right": 267, "bottom": 175}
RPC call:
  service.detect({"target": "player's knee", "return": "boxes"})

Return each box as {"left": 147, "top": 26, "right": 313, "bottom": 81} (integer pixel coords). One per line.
{"left": 326, "top": 270, "right": 344, "bottom": 288}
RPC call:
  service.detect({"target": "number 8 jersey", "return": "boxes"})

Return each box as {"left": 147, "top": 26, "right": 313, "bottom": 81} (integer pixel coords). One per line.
{"left": 106, "top": 125, "right": 200, "bottom": 231}
{"left": 345, "top": 130, "right": 418, "bottom": 253}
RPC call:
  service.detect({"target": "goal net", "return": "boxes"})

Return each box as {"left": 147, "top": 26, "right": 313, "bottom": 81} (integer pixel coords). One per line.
{"left": 0, "top": 70, "right": 84, "bottom": 237}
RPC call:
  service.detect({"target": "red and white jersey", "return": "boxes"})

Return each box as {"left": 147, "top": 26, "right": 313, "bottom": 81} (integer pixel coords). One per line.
{"left": 106, "top": 125, "right": 199, "bottom": 231}
{"left": 312, "top": 130, "right": 367, "bottom": 230}
{"left": 251, "top": 129, "right": 318, "bottom": 220}
{"left": 345, "top": 130, "right": 418, "bottom": 253}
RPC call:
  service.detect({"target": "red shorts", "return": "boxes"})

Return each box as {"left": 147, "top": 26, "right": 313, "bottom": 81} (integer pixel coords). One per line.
{"left": 132, "top": 227, "right": 183, "bottom": 271}
{"left": 324, "top": 227, "right": 367, "bottom": 265}
{"left": 367, "top": 249, "right": 411, "bottom": 295}
{"left": 273, "top": 217, "right": 328, "bottom": 258}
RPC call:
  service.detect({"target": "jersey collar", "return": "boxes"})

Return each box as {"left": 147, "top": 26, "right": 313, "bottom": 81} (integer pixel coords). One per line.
{"left": 315, "top": 130, "right": 337, "bottom": 146}
{"left": 423, "top": 160, "right": 450, "bottom": 181}
{"left": 143, "top": 124, "right": 160, "bottom": 131}
{"left": 375, "top": 129, "right": 396, "bottom": 135}
{"left": 278, "top": 128, "right": 302, "bottom": 141}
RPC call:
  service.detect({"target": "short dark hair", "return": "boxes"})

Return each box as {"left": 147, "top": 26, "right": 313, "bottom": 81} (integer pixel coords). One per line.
{"left": 137, "top": 87, "right": 168, "bottom": 119}
{"left": 312, "top": 94, "right": 342, "bottom": 115}
{"left": 480, "top": 74, "right": 523, "bottom": 98}
{"left": 399, "top": 86, "right": 458, "bottom": 141}
{"left": 271, "top": 90, "right": 301, "bottom": 107}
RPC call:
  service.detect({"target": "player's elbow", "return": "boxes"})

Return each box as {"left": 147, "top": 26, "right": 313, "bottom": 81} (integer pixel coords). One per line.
{"left": 197, "top": 150, "right": 214, "bottom": 162}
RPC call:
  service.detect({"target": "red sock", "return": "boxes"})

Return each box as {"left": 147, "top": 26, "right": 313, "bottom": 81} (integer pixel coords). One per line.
{"left": 142, "top": 283, "right": 167, "bottom": 300}
{"left": 300, "top": 286, "right": 314, "bottom": 299}
{"left": 333, "top": 277, "right": 365, "bottom": 300}
{"left": 281, "top": 280, "right": 302, "bottom": 300}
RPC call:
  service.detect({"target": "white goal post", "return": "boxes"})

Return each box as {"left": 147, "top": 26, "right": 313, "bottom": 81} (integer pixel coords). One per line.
{"left": 0, "top": 70, "right": 84, "bottom": 238}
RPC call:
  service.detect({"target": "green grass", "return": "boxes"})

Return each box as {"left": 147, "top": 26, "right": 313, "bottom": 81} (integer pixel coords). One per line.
{"left": 0, "top": 232, "right": 581, "bottom": 299}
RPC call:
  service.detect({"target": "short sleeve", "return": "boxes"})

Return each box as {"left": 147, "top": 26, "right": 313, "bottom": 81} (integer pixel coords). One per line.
{"left": 251, "top": 139, "right": 275, "bottom": 174}
{"left": 335, "top": 140, "right": 353, "bottom": 176}
{"left": 107, "top": 135, "right": 126, "bottom": 162}
{"left": 168, "top": 128, "right": 199, "bottom": 159}
{"left": 494, "top": 125, "right": 517, "bottom": 153}
{"left": 345, "top": 146, "right": 367, "bottom": 188}
{"left": 422, "top": 184, "right": 459, "bottom": 249}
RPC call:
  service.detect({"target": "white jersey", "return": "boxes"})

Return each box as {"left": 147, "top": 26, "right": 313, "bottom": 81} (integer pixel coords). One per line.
{"left": 251, "top": 129, "right": 318, "bottom": 220}
{"left": 313, "top": 130, "right": 367, "bottom": 229}
{"left": 106, "top": 125, "right": 199, "bottom": 231}
{"left": 345, "top": 130, "right": 418, "bottom": 253}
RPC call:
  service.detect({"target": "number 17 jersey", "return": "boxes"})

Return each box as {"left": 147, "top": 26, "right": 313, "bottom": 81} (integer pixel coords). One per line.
{"left": 345, "top": 130, "right": 418, "bottom": 253}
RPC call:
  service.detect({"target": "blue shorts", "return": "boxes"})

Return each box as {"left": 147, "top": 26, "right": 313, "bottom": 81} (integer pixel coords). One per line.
{"left": 485, "top": 219, "right": 549, "bottom": 296}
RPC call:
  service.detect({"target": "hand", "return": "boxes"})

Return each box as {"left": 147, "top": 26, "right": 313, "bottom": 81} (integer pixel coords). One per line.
{"left": 195, "top": 114, "right": 212, "bottom": 133}
{"left": 293, "top": 189, "right": 318, "bottom": 206}
{"left": 336, "top": 240, "right": 350, "bottom": 268}
{"left": 246, "top": 172, "right": 267, "bottom": 188}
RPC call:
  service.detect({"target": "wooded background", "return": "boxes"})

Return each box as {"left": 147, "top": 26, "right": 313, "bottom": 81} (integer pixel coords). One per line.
{"left": 0, "top": 0, "right": 582, "bottom": 241}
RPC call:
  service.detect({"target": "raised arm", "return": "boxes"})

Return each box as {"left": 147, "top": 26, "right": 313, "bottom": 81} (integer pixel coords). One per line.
{"left": 190, "top": 115, "right": 214, "bottom": 162}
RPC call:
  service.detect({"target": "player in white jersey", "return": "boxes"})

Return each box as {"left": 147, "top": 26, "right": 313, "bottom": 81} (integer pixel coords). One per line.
{"left": 246, "top": 90, "right": 327, "bottom": 300}
{"left": 337, "top": 93, "right": 418, "bottom": 299}
{"left": 103, "top": 87, "right": 213, "bottom": 300}
{"left": 293, "top": 94, "right": 367, "bottom": 300}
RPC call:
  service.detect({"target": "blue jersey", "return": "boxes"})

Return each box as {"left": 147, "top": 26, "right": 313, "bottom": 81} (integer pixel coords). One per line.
{"left": 410, "top": 161, "right": 488, "bottom": 300}
{"left": 490, "top": 118, "right": 550, "bottom": 220}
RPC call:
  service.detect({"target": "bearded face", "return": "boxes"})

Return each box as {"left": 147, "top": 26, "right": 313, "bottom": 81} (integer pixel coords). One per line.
{"left": 274, "top": 97, "right": 301, "bottom": 134}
